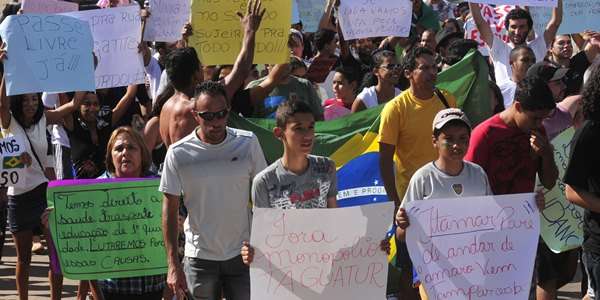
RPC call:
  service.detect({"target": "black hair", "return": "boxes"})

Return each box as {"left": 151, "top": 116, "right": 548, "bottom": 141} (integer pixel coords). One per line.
{"left": 212, "top": 64, "right": 233, "bottom": 81}
{"left": 193, "top": 80, "right": 227, "bottom": 102}
{"left": 275, "top": 100, "right": 314, "bottom": 128}
{"left": 514, "top": 75, "right": 556, "bottom": 111}
{"left": 443, "top": 18, "right": 464, "bottom": 35}
{"left": 489, "top": 81, "right": 505, "bottom": 113}
{"left": 165, "top": 47, "right": 200, "bottom": 91}
{"left": 582, "top": 62, "right": 600, "bottom": 122}
{"left": 504, "top": 8, "right": 533, "bottom": 31}
{"left": 334, "top": 66, "right": 359, "bottom": 85}
{"left": 433, "top": 119, "right": 471, "bottom": 138}
{"left": 10, "top": 94, "right": 44, "bottom": 129}
{"left": 402, "top": 46, "right": 435, "bottom": 73}
{"left": 150, "top": 85, "right": 175, "bottom": 118}
{"left": 314, "top": 29, "right": 336, "bottom": 52}
{"left": 509, "top": 45, "right": 535, "bottom": 63}
{"left": 444, "top": 39, "right": 478, "bottom": 66}
{"left": 289, "top": 56, "right": 307, "bottom": 73}
{"left": 358, "top": 50, "right": 397, "bottom": 90}
{"left": 1, "top": 2, "right": 20, "bottom": 24}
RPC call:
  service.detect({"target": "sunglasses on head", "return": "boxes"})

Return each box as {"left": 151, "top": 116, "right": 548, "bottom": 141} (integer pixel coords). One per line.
{"left": 195, "top": 109, "right": 229, "bottom": 121}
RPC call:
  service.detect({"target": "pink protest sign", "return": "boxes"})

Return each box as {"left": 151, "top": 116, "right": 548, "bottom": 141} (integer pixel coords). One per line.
{"left": 250, "top": 202, "right": 393, "bottom": 299}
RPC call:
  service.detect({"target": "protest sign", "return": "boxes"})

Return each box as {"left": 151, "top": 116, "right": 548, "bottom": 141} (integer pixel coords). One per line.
{"left": 295, "top": 0, "right": 326, "bottom": 32}
{"left": 463, "top": 5, "right": 514, "bottom": 56}
{"left": 22, "top": 0, "right": 78, "bottom": 14}
{"left": 64, "top": 6, "right": 145, "bottom": 89}
{"left": 536, "top": 127, "right": 583, "bottom": 253}
{"left": 143, "top": 0, "right": 190, "bottom": 42}
{"left": 338, "top": 0, "right": 412, "bottom": 40}
{"left": 405, "top": 193, "right": 540, "bottom": 300}
{"left": 0, "top": 14, "right": 95, "bottom": 96}
{"left": 190, "top": 0, "right": 291, "bottom": 65}
{"left": 250, "top": 202, "right": 393, "bottom": 300}
{"left": 47, "top": 179, "right": 167, "bottom": 280}
{"left": 0, "top": 135, "right": 25, "bottom": 188}
{"left": 469, "top": 0, "right": 556, "bottom": 7}
{"left": 530, "top": 1, "right": 600, "bottom": 35}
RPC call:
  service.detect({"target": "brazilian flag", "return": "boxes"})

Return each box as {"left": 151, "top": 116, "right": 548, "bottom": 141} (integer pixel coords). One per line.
{"left": 229, "top": 49, "right": 492, "bottom": 267}
{"left": 3, "top": 155, "right": 24, "bottom": 169}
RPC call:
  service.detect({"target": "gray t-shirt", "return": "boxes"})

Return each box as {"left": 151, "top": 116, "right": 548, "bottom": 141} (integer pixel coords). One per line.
{"left": 401, "top": 161, "right": 492, "bottom": 207}
{"left": 252, "top": 155, "right": 337, "bottom": 209}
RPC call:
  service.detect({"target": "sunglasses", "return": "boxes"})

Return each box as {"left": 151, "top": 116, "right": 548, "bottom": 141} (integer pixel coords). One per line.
{"left": 195, "top": 109, "right": 229, "bottom": 121}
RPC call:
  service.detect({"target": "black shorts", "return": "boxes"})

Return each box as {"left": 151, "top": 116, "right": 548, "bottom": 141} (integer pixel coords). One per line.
{"left": 535, "top": 241, "right": 579, "bottom": 287}
{"left": 7, "top": 182, "right": 48, "bottom": 233}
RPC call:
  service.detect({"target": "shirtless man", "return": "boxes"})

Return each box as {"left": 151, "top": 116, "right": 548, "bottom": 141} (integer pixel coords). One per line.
{"left": 159, "top": 0, "right": 265, "bottom": 146}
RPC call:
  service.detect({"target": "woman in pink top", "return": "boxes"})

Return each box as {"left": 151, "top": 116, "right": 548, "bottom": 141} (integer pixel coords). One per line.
{"left": 323, "top": 67, "right": 359, "bottom": 120}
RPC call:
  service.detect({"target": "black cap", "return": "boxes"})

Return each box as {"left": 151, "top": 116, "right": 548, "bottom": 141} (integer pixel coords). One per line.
{"left": 526, "top": 62, "right": 568, "bottom": 82}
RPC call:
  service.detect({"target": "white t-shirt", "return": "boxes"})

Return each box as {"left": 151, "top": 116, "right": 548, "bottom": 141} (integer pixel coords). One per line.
{"left": 357, "top": 86, "right": 401, "bottom": 109}
{"left": 498, "top": 79, "right": 516, "bottom": 109}
{"left": 2, "top": 115, "right": 53, "bottom": 195}
{"left": 401, "top": 161, "right": 492, "bottom": 207}
{"left": 145, "top": 57, "right": 163, "bottom": 103}
{"left": 41, "top": 93, "right": 70, "bottom": 148}
{"left": 159, "top": 127, "right": 267, "bottom": 261}
{"left": 490, "top": 35, "right": 547, "bottom": 84}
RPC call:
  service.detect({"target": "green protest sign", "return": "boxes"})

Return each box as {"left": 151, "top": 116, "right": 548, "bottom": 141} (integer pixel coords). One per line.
{"left": 47, "top": 179, "right": 167, "bottom": 280}
{"left": 537, "top": 127, "right": 583, "bottom": 253}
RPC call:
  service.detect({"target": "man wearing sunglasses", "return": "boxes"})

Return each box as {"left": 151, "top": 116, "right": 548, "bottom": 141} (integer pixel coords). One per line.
{"left": 160, "top": 81, "right": 267, "bottom": 300}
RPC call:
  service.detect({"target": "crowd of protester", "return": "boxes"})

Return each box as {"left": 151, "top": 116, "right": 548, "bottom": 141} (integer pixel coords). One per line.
{"left": 0, "top": 0, "right": 599, "bottom": 299}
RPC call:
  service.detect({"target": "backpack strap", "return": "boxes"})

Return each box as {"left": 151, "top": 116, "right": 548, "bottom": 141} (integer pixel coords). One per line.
{"left": 434, "top": 88, "right": 450, "bottom": 109}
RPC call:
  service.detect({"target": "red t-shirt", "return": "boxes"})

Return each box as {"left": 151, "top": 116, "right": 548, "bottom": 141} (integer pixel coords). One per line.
{"left": 465, "top": 114, "right": 542, "bottom": 195}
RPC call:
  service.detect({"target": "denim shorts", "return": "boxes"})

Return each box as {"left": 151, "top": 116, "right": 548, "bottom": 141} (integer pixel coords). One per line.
{"left": 7, "top": 182, "right": 48, "bottom": 233}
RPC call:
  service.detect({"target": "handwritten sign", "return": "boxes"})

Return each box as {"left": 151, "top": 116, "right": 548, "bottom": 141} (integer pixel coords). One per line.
{"left": 250, "top": 202, "right": 393, "bottom": 300}
{"left": 338, "top": 0, "right": 412, "bottom": 40}
{"left": 0, "top": 14, "right": 95, "bottom": 96}
{"left": 469, "top": 0, "right": 556, "bottom": 7}
{"left": 64, "top": 5, "right": 145, "bottom": 89}
{"left": 22, "top": 0, "right": 78, "bottom": 14}
{"left": 536, "top": 127, "right": 583, "bottom": 253}
{"left": 530, "top": 1, "right": 600, "bottom": 35}
{"left": 143, "top": 0, "right": 190, "bottom": 42}
{"left": 47, "top": 179, "right": 167, "bottom": 280}
{"left": 295, "top": 0, "right": 325, "bottom": 32}
{"left": 464, "top": 5, "right": 514, "bottom": 57}
{"left": 405, "top": 193, "right": 540, "bottom": 300}
{"left": 0, "top": 135, "right": 25, "bottom": 188}
{"left": 190, "top": 0, "right": 291, "bottom": 65}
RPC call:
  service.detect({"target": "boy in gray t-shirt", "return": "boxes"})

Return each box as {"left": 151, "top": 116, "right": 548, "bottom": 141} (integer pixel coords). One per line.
{"left": 241, "top": 100, "right": 338, "bottom": 264}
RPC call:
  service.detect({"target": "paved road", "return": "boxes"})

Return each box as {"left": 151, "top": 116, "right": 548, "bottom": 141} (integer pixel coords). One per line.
{"left": 0, "top": 234, "right": 586, "bottom": 299}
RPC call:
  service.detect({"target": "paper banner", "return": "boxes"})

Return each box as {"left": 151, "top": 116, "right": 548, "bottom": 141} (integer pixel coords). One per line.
{"left": 190, "top": 0, "right": 291, "bottom": 65}
{"left": 463, "top": 5, "right": 514, "bottom": 57}
{"left": 406, "top": 193, "right": 540, "bottom": 300}
{"left": 295, "top": 0, "right": 325, "bottom": 32}
{"left": 22, "top": 0, "right": 78, "bottom": 14}
{"left": 469, "top": 0, "right": 556, "bottom": 7}
{"left": 64, "top": 5, "right": 145, "bottom": 89}
{"left": 338, "top": 0, "right": 412, "bottom": 40}
{"left": 143, "top": 0, "right": 190, "bottom": 42}
{"left": 536, "top": 127, "right": 583, "bottom": 253}
{"left": 530, "top": 1, "right": 600, "bottom": 35}
{"left": 47, "top": 178, "right": 167, "bottom": 280}
{"left": 250, "top": 202, "right": 393, "bottom": 300}
{"left": 0, "top": 135, "right": 25, "bottom": 188}
{"left": 0, "top": 14, "right": 95, "bottom": 96}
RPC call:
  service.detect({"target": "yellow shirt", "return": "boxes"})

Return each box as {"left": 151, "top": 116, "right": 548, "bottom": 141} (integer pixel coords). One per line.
{"left": 378, "top": 89, "right": 457, "bottom": 199}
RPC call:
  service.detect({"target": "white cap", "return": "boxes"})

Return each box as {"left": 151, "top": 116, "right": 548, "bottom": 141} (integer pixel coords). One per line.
{"left": 433, "top": 108, "right": 471, "bottom": 131}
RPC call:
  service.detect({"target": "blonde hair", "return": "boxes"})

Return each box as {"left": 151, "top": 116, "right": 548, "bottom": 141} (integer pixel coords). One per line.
{"left": 105, "top": 127, "right": 151, "bottom": 177}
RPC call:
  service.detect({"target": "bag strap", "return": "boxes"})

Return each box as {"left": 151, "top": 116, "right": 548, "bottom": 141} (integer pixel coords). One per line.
{"left": 434, "top": 88, "right": 450, "bottom": 109}
{"left": 16, "top": 119, "right": 44, "bottom": 171}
